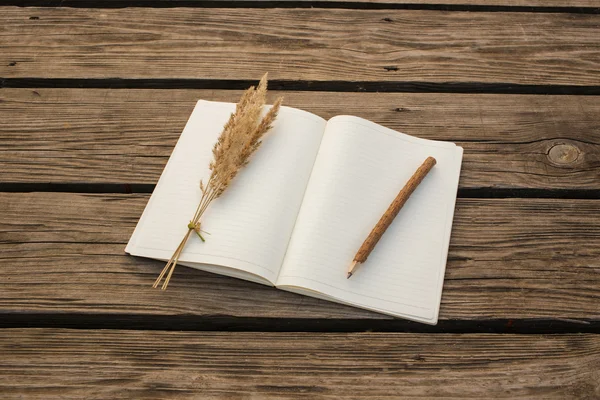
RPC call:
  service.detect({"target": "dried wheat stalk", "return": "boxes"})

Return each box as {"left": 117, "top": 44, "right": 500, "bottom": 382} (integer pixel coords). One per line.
{"left": 153, "top": 73, "right": 283, "bottom": 290}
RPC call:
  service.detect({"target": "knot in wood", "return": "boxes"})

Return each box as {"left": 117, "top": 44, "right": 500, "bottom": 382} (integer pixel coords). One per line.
{"left": 548, "top": 143, "right": 580, "bottom": 165}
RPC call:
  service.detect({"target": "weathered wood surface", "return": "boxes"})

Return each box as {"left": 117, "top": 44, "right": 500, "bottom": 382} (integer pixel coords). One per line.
{"left": 2, "top": 8, "right": 599, "bottom": 85}
{"left": 1, "top": 329, "right": 599, "bottom": 399}
{"left": 1, "top": 0, "right": 599, "bottom": 396}
{"left": 1, "top": 89, "right": 599, "bottom": 190}
{"left": 18, "top": 0, "right": 600, "bottom": 8}
{"left": 1, "top": 192, "right": 599, "bottom": 321}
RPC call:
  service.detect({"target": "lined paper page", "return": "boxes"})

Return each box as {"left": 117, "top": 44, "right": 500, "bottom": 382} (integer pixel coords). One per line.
{"left": 277, "top": 116, "right": 463, "bottom": 323}
{"left": 126, "top": 101, "right": 326, "bottom": 284}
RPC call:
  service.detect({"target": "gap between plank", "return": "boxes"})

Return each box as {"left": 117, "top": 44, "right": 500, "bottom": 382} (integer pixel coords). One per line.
{"left": 0, "top": 314, "right": 598, "bottom": 334}
{"left": 0, "top": 0, "right": 599, "bottom": 13}
{"left": 1, "top": 183, "right": 599, "bottom": 199}
{"left": 3, "top": 78, "right": 600, "bottom": 95}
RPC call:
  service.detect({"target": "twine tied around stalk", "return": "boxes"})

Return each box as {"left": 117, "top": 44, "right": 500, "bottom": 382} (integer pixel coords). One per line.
{"left": 152, "top": 221, "right": 210, "bottom": 290}
{"left": 188, "top": 221, "right": 206, "bottom": 242}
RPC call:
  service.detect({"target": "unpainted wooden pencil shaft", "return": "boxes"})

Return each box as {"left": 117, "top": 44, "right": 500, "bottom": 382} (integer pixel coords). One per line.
{"left": 348, "top": 156, "right": 436, "bottom": 278}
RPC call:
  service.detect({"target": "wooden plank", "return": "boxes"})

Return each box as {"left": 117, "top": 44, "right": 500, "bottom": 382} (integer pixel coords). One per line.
{"left": 106, "top": 0, "right": 600, "bottom": 6}
{"left": 1, "top": 192, "right": 599, "bottom": 321}
{"left": 1, "top": 329, "right": 599, "bottom": 398}
{"left": 1, "top": 88, "right": 599, "bottom": 190}
{"left": 18, "top": 0, "right": 600, "bottom": 8}
{"left": 1, "top": 8, "right": 599, "bottom": 85}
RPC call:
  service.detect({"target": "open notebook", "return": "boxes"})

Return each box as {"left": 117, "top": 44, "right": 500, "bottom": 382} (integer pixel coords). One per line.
{"left": 126, "top": 100, "right": 463, "bottom": 324}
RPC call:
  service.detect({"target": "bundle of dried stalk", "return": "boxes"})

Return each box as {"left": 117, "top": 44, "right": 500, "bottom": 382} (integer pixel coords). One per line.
{"left": 153, "top": 73, "right": 283, "bottom": 290}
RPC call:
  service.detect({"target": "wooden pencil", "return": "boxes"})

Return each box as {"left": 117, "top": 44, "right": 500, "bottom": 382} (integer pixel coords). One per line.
{"left": 347, "top": 156, "right": 437, "bottom": 279}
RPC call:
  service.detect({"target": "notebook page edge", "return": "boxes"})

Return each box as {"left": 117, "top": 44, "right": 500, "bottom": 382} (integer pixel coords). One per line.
{"left": 328, "top": 115, "right": 458, "bottom": 149}
{"left": 277, "top": 284, "right": 438, "bottom": 324}
{"left": 430, "top": 144, "right": 464, "bottom": 324}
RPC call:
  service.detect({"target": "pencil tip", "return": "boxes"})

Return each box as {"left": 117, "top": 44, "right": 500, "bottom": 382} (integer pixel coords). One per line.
{"left": 347, "top": 272, "right": 353, "bottom": 279}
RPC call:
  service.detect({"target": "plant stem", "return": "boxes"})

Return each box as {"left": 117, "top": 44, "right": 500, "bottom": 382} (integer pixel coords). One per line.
{"left": 153, "top": 228, "right": 193, "bottom": 290}
{"left": 154, "top": 180, "right": 220, "bottom": 289}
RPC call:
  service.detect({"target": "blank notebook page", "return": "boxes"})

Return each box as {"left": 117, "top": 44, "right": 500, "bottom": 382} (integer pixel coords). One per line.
{"left": 277, "top": 116, "right": 463, "bottom": 324}
{"left": 126, "top": 100, "right": 326, "bottom": 284}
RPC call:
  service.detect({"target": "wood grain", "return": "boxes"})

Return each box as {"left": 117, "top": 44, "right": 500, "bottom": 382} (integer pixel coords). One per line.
{"left": 1, "top": 192, "right": 599, "bottom": 321}
{"left": 1, "top": 8, "right": 599, "bottom": 85}
{"left": 1, "top": 328, "right": 599, "bottom": 399}
{"left": 18, "top": 0, "right": 600, "bottom": 8}
{"left": 1, "top": 88, "right": 599, "bottom": 190}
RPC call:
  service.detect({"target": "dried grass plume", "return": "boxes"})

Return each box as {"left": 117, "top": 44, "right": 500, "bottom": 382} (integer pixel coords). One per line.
{"left": 154, "top": 73, "right": 283, "bottom": 289}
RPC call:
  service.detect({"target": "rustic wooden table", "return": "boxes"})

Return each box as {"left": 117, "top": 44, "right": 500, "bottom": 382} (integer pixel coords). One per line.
{"left": 1, "top": 0, "right": 599, "bottom": 398}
